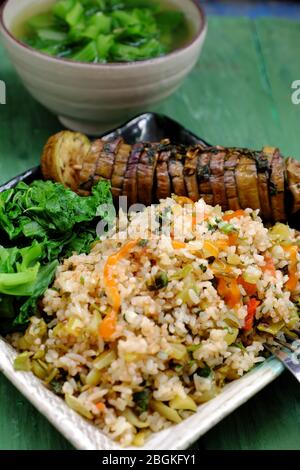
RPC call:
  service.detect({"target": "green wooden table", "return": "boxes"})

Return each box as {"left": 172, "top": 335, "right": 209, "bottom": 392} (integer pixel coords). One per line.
{"left": 0, "top": 16, "right": 300, "bottom": 450}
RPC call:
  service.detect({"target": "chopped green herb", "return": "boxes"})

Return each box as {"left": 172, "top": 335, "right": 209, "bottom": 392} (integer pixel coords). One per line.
{"left": 133, "top": 388, "right": 151, "bottom": 414}
{"left": 187, "top": 344, "right": 201, "bottom": 353}
{"left": 50, "top": 379, "right": 65, "bottom": 395}
{"left": 196, "top": 364, "right": 212, "bottom": 378}
{"left": 199, "top": 264, "right": 207, "bottom": 273}
{"left": 232, "top": 342, "right": 246, "bottom": 351}
{"left": 218, "top": 221, "right": 238, "bottom": 234}
{"left": 146, "top": 271, "right": 168, "bottom": 291}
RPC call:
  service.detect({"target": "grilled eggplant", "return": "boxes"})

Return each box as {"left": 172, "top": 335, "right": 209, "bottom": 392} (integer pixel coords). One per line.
{"left": 184, "top": 147, "right": 201, "bottom": 201}
{"left": 235, "top": 153, "right": 261, "bottom": 211}
{"left": 264, "top": 147, "right": 286, "bottom": 222}
{"left": 78, "top": 139, "right": 103, "bottom": 194}
{"left": 40, "top": 131, "right": 300, "bottom": 226}
{"left": 137, "top": 144, "right": 158, "bottom": 206}
{"left": 224, "top": 149, "right": 241, "bottom": 211}
{"left": 168, "top": 147, "right": 187, "bottom": 197}
{"left": 155, "top": 144, "right": 172, "bottom": 201}
{"left": 256, "top": 150, "right": 273, "bottom": 222}
{"left": 209, "top": 147, "right": 228, "bottom": 209}
{"left": 94, "top": 138, "right": 122, "bottom": 181}
{"left": 41, "top": 131, "right": 90, "bottom": 192}
{"left": 197, "top": 150, "right": 214, "bottom": 205}
{"left": 122, "top": 143, "right": 145, "bottom": 207}
{"left": 286, "top": 157, "right": 300, "bottom": 215}
{"left": 111, "top": 141, "right": 131, "bottom": 203}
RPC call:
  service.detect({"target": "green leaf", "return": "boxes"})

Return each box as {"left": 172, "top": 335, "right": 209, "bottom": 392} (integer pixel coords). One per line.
{"left": 53, "top": 0, "right": 77, "bottom": 20}
{"left": 14, "top": 260, "right": 59, "bottom": 326}
{"left": 72, "top": 41, "right": 98, "bottom": 62}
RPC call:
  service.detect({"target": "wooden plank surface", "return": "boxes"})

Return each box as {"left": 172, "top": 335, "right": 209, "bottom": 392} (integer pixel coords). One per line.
{"left": 0, "top": 16, "right": 300, "bottom": 450}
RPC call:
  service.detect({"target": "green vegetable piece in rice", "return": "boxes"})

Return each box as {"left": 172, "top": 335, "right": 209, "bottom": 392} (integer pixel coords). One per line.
{"left": 199, "top": 264, "right": 207, "bottom": 273}
{"left": 32, "top": 359, "right": 50, "bottom": 380}
{"left": 146, "top": 271, "right": 168, "bottom": 291}
{"left": 50, "top": 379, "right": 64, "bottom": 396}
{"left": 187, "top": 344, "right": 202, "bottom": 353}
{"left": 196, "top": 364, "right": 212, "bottom": 378}
{"left": 169, "top": 395, "right": 197, "bottom": 412}
{"left": 65, "top": 394, "right": 93, "bottom": 420}
{"left": 257, "top": 320, "right": 285, "bottom": 335}
{"left": 123, "top": 408, "right": 149, "bottom": 429}
{"left": 133, "top": 388, "right": 152, "bottom": 414}
{"left": 14, "top": 351, "right": 33, "bottom": 371}
{"left": 171, "top": 264, "right": 193, "bottom": 280}
{"left": 150, "top": 400, "right": 182, "bottom": 424}
{"left": 224, "top": 327, "right": 239, "bottom": 345}
{"left": 218, "top": 221, "right": 238, "bottom": 234}
{"left": 232, "top": 342, "right": 246, "bottom": 351}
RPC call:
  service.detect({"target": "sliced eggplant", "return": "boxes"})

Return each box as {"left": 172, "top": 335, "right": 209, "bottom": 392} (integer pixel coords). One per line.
{"left": 122, "top": 142, "right": 145, "bottom": 207}
{"left": 286, "top": 157, "right": 300, "bottom": 215}
{"left": 209, "top": 147, "right": 228, "bottom": 209}
{"left": 111, "top": 141, "right": 131, "bottom": 203}
{"left": 197, "top": 150, "right": 212, "bottom": 196}
{"left": 168, "top": 146, "right": 187, "bottom": 196}
{"left": 264, "top": 146, "right": 286, "bottom": 221}
{"left": 235, "top": 153, "right": 261, "bottom": 211}
{"left": 199, "top": 194, "right": 214, "bottom": 205}
{"left": 255, "top": 150, "right": 273, "bottom": 222}
{"left": 79, "top": 139, "right": 103, "bottom": 194}
{"left": 137, "top": 143, "right": 158, "bottom": 206}
{"left": 155, "top": 144, "right": 172, "bottom": 201}
{"left": 41, "top": 131, "right": 90, "bottom": 191}
{"left": 184, "top": 147, "right": 200, "bottom": 201}
{"left": 95, "top": 138, "right": 122, "bottom": 181}
{"left": 223, "top": 149, "right": 241, "bottom": 211}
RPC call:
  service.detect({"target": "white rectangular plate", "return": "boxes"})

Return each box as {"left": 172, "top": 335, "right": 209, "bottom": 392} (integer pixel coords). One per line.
{"left": 0, "top": 336, "right": 284, "bottom": 450}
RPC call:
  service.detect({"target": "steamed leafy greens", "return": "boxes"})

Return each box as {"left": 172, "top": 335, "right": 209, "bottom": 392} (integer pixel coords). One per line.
{"left": 0, "top": 179, "right": 113, "bottom": 331}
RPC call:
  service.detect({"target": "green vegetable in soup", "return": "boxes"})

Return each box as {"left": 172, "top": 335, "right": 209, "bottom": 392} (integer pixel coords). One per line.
{"left": 15, "top": 0, "right": 190, "bottom": 63}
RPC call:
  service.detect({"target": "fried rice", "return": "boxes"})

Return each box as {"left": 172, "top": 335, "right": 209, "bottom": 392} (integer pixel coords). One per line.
{"left": 11, "top": 197, "right": 300, "bottom": 446}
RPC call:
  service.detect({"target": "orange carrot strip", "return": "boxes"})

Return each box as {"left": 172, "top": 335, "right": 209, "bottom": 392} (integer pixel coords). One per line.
{"left": 215, "top": 239, "right": 229, "bottom": 250}
{"left": 217, "top": 277, "right": 241, "bottom": 308}
{"left": 263, "top": 254, "right": 276, "bottom": 277}
{"left": 237, "top": 276, "right": 257, "bottom": 296}
{"left": 223, "top": 210, "right": 246, "bottom": 222}
{"left": 243, "top": 298, "right": 261, "bottom": 331}
{"left": 99, "top": 309, "right": 117, "bottom": 340}
{"left": 228, "top": 232, "right": 238, "bottom": 246}
{"left": 284, "top": 246, "right": 298, "bottom": 292}
{"left": 95, "top": 402, "right": 106, "bottom": 412}
{"left": 101, "top": 240, "right": 138, "bottom": 339}
{"left": 172, "top": 240, "right": 187, "bottom": 250}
